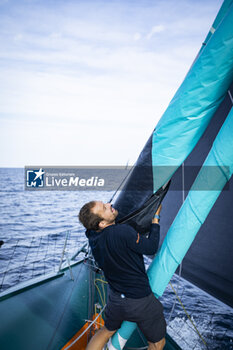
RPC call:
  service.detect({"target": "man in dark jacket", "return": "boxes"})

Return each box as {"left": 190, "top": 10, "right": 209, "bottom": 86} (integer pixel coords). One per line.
{"left": 78, "top": 201, "right": 166, "bottom": 350}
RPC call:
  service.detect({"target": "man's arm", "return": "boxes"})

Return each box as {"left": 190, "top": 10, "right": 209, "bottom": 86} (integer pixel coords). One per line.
{"left": 126, "top": 223, "right": 160, "bottom": 255}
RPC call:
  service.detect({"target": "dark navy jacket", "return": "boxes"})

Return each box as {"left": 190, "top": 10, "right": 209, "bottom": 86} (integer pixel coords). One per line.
{"left": 86, "top": 223, "right": 160, "bottom": 298}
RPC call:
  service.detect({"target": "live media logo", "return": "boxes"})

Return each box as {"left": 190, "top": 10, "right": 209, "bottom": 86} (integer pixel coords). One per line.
{"left": 26, "top": 168, "right": 45, "bottom": 188}
{"left": 24, "top": 166, "right": 106, "bottom": 191}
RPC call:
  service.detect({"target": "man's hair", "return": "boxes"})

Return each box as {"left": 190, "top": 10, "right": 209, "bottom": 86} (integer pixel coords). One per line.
{"left": 78, "top": 201, "right": 102, "bottom": 231}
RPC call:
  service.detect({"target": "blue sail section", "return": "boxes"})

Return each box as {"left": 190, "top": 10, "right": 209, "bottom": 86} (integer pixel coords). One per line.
{"left": 110, "top": 106, "right": 233, "bottom": 350}
{"left": 148, "top": 106, "right": 233, "bottom": 297}
{"left": 161, "top": 84, "right": 233, "bottom": 307}
{"left": 201, "top": 0, "right": 233, "bottom": 50}
{"left": 109, "top": 3, "right": 233, "bottom": 349}
{"left": 151, "top": 2, "right": 233, "bottom": 191}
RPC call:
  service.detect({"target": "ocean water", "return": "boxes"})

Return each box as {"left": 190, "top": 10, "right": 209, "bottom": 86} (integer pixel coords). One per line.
{"left": 0, "top": 168, "right": 232, "bottom": 350}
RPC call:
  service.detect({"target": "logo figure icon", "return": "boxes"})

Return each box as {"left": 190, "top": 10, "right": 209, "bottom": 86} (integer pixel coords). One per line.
{"left": 27, "top": 168, "right": 45, "bottom": 187}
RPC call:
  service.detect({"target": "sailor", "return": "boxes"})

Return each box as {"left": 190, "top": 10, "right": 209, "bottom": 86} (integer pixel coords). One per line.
{"left": 78, "top": 201, "right": 166, "bottom": 350}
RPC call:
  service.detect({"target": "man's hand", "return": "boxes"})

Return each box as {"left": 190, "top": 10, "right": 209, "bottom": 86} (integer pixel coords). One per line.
{"left": 155, "top": 204, "right": 162, "bottom": 216}
{"left": 152, "top": 204, "right": 162, "bottom": 224}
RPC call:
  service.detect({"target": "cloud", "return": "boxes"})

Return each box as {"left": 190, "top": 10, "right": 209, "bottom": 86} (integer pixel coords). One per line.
{"left": 0, "top": 0, "right": 223, "bottom": 166}
{"left": 147, "top": 25, "right": 165, "bottom": 39}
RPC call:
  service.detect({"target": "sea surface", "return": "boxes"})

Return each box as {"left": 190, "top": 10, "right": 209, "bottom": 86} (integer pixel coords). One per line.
{"left": 0, "top": 168, "right": 232, "bottom": 350}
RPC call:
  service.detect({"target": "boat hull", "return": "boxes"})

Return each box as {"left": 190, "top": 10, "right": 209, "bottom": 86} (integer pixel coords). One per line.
{"left": 0, "top": 259, "right": 180, "bottom": 350}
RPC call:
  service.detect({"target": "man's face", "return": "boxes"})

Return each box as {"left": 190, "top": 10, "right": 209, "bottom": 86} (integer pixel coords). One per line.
{"left": 92, "top": 201, "right": 118, "bottom": 228}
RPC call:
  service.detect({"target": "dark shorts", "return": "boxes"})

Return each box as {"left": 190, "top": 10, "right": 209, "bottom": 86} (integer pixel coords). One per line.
{"left": 104, "top": 289, "right": 166, "bottom": 343}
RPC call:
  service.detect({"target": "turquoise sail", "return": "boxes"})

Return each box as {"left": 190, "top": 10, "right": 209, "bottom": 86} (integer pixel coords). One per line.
{"left": 148, "top": 106, "right": 233, "bottom": 297}
{"left": 109, "top": 2, "right": 233, "bottom": 349}
{"left": 152, "top": 1, "right": 233, "bottom": 191}
{"left": 201, "top": 0, "right": 233, "bottom": 50}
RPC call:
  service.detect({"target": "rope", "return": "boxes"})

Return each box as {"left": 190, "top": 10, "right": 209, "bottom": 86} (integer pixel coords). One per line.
{"left": 88, "top": 262, "right": 95, "bottom": 338}
{"left": 94, "top": 278, "right": 108, "bottom": 307}
{"left": 168, "top": 162, "right": 185, "bottom": 323}
{"left": 108, "top": 164, "right": 134, "bottom": 203}
{"left": 169, "top": 282, "right": 208, "bottom": 348}
{"left": 0, "top": 238, "right": 19, "bottom": 291}
{"left": 53, "top": 233, "right": 58, "bottom": 271}
{"left": 167, "top": 164, "right": 208, "bottom": 348}
{"left": 63, "top": 305, "right": 106, "bottom": 350}
{"left": 17, "top": 236, "right": 35, "bottom": 284}
{"left": 46, "top": 261, "right": 85, "bottom": 350}
{"left": 44, "top": 235, "right": 50, "bottom": 275}
{"left": 32, "top": 236, "right": 42, "bottom": 278}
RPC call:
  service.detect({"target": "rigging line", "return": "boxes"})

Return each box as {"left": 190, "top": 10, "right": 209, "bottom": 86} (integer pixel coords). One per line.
{"left": 168, "top": 162, "right": 185, "bottom": 323}
{"left": 44, "top": 234, "right": 50, "bottom": 275}
{"left": 168, "top": 323, "right": 191, "bottom": 347}
{"left": 33, "top": 236, "right": 43, "bottom": 278}
{"left": 101, "top": 280, "right": 105, "bottom": 304}
{"left": 88, "top": 262, "right": 95, "bottom": 338}
{"left": 95, "top": 278, "right": 108, "bottom": 284}
{"left": 108, "top": 164, "right": 134, "bottom": 203}
{"left": 46, "top": 261, "right": 85, "bottom": 350}
{"left": 94, "top": 277, "right": 108, "bottom": 307}
{"left": 63, "top": 305, "right": 106, "bottom": 350}
{"left": 84, "top": 319, "right": 104, "bottom": 329}
{"left": 58, "top": 230, "right": 70, "bottom": 272}
{"left": 83, "top": 261, "right": 100, "bottom": 269}
{"left": 182, "top": 160, "right": 185, "bottom": 204}
{"left": 94, "top": 281, "right": 105, "bottom": 308}
{"left": 53, "top": 233, "right": 58, "bottom": 272}
{"left": 228, "top": 89, "right": 233, "bottom": 104}
{"left": 30, "top": 236, "right": 36, "bottom": 279}
{"left": 95, "top": 277, "right": 108, "bottom": 305}
{"left": 17, "top": 236, "right": 35, "bottom": 284}
{"left": 169, "top": 282, "right": 208, "bottom": 349}
{"left": 0, "top": 238, "right": 19, "bottom": 291}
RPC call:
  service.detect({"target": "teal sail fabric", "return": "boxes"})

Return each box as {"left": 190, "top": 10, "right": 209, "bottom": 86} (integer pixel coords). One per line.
{"left": 201, "top": 0, "right": 233, "bottom": 50}
{"left": 148, "top": 106, "right": 233, "bottom": 297}
{"left": 109, "top": 3, "right": 233, "bottom": 349}
{"left": 109, "top": 104, "right": 233, "bottom": 349}
{"left": 151, "top": 2, "right": 233, "bottom": 191}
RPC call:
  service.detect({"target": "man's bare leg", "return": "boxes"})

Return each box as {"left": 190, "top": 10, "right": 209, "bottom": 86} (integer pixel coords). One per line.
{"left": 86, "top": 326, "right": 116, "bottom": 350}
{"left": 148, "top": 337, "right": 166, "bottom": 350}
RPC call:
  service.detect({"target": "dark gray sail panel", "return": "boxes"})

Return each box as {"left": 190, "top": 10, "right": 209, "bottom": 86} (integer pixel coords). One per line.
{"left": 114, "top": 134, "right": 154, "bottom": 218}
{"left": 160, "top": 83, "right": 233, "bottom": 307}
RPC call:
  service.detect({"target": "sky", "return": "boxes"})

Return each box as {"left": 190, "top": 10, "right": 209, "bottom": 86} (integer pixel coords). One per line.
{"left": 0, "top": 0, "right": 223, "bottom": 167}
